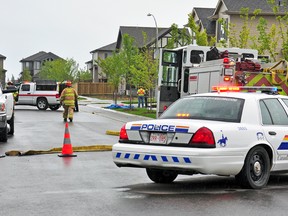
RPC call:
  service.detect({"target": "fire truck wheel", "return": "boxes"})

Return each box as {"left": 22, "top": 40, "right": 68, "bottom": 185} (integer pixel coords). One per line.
{"left": 235, "top": 146, "right": 271, "bottom": 189}
{"left": 146, "top": 168, "right": 178, "bottom": 183}
{"left": 37, "top": 98, "right": 48, "bottom": 110}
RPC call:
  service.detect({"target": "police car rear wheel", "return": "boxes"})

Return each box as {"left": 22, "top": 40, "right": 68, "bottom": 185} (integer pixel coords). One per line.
{"left": 146, "top": 168, "right": 178, "bottom": 183}
{"left": 236, "top": 146, "right": 270, "bottom": 189}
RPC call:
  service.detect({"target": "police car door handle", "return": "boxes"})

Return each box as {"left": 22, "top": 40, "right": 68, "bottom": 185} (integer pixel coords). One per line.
{"left": 268, "top": 131, "right": 276, "bottom": 136}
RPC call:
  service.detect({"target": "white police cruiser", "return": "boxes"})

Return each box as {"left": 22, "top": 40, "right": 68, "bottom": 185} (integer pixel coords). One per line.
{"left": 112, "top": 86, "right": 288, "bottom": 189}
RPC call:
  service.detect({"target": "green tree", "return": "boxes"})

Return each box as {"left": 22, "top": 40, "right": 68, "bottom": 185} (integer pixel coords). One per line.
{"left": 187, "top": 13, "right": 216, "bottom": 46}
{"left": 98, "top": 52, "right": 125, "bottom": 104}
{"left": 166, "top": 24, "right": 191, "bottom": 49}
{"left": 129, "top": 45, "right": 158, "bottom": 110}
{"left": 268, "top": 0, "right": 288, "bottom": 60}
{"left": 20, "top": 69, "right": 32, "bottom": 82}
{"left": 219, "top": 8, "right": 260, "bottom": 48}
{"left": 121, "top": 34, "right": 139, "bottom": 107}
{"left": 77, "top": 69, "right": 92, "bottom": 82}
{"left": 39, "top": 58, "right": 78, "bottom": 82}
{"left": 250, "top": 17, "right": 279, "bottom": 61}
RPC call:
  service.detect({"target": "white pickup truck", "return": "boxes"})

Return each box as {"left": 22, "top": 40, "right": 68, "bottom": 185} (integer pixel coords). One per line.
{"left": 15, "top": 80, "right": 61, "bottom": 110}
{"left": 0, "top": 86, "right": 15, "bottom": 142}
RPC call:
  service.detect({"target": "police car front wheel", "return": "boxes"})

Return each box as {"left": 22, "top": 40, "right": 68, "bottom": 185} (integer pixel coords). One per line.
{"left": 235, "top": 146, "right": 271, "bottom": 189}
{"left": 146, "top": 168, "right": 178, "bottom": 183}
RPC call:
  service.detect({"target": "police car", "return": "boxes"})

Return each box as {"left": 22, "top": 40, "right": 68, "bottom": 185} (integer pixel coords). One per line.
{"left": 112, "top": 86, "right": 288, "bottom": 189}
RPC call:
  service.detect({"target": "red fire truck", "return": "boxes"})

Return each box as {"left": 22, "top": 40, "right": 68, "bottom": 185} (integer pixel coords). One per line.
{"left": 157, "top": 45, "right": 287, "bottom": 116}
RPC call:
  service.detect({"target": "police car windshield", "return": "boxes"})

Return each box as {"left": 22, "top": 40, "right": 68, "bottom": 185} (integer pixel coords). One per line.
{"left": 160, "top": 96, "right": 244, "bottom": 123}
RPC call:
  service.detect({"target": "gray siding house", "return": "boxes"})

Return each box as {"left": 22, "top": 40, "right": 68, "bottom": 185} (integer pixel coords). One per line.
{"left": 20, "top": 51, "right": 62, "bottom": 80}
{"left": 89, "top": 42, "right": 117, "bottom": 82}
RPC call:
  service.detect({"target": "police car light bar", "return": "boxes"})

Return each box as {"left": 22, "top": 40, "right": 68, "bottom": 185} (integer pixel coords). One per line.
{"left": 211, "top": 86, "right": 278, "bottom": 93}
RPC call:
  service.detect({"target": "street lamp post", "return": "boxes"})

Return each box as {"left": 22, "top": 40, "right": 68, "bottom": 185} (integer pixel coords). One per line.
{"left": 147, "top": 13, "right": 159, "bottom": 58}
{"left": 147, "top": 13, "right": 159, "bottom": 109}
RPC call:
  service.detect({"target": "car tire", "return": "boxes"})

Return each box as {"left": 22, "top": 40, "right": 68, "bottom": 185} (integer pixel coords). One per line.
{"left": 37, "top": 98, "right": 48, "bottom": 110}
{"left": 0, "top": 125, "right": 8, "bottom": 142}
{"left": 7, "top": 113, "right": 14, "bottom": 135}
{"left": 49, "top": 105, "right": 60, "bottom": 111}
{"left": 235, "top": 146, "right": 270, "bottom": 189}
{"left": 146, "top": 168, "right": 178, "bottom": 183}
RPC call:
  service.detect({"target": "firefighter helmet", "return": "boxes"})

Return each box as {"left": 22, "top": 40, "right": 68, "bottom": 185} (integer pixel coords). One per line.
{"left": 66, "top": 81, "right": 72, "bottom": 87}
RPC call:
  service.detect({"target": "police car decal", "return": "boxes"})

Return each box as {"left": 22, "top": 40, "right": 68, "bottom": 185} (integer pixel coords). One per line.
{"left": 115, "top": 152, "right": 192, "bottom": 164}
{"left": 217, "top": 130, "right": 228, "bottom": 147}
{"left": 278, "top": 135, "right": 288, "bottom": 150}
{"left": 130, "top": 124, "right": 189, "bottom": 133}
{"left": 256, "top": 132, "right": 264, "bottom": 141}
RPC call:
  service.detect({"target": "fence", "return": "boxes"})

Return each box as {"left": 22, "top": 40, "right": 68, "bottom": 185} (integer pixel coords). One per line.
{"left": 75, "top": 82, "right": 114, "bottom": 96}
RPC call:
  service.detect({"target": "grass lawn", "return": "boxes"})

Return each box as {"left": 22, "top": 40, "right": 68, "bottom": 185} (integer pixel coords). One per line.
{"left": 111, "top": 107, "right": 156, "bottom": 119}
{"left": 85, "top": 95, "right": 157, "bottom": 118}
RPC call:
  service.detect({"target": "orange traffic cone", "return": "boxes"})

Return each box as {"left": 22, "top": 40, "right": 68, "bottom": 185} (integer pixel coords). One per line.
{"left": 58, "top": 122, "right": 77, "bottom": 157}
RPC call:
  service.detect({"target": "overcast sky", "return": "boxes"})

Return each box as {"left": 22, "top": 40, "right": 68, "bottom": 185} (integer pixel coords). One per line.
{"left": 0, "top": 0, "right": 218, "bottom": 81}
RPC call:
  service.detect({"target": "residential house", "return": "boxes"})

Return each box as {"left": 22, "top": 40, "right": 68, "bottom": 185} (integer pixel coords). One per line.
{"left": 0, "top": 53, "right": 7, "bottom": 86}
{"left": 115, "top": 26, "right": 188, "bottom": 53}
{"left": 192, "top": 0, "right": 287, "bottom": 59}
{"left": 20, "top": 51, "right": 62, "bottom": 81}
{"left": 88, "top": 26, "right": 189, "bottom": 83}
{"left": 86, "top": 26, "right": 190, "bottom": 96}
{"left": 191, "top": 7, "right": 216, "bottom": 41}
{"left": 88, "top": 42, "right": 117, "bottom": 82}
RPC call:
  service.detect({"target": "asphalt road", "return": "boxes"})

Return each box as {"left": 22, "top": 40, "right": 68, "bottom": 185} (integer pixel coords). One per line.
{"left": 1, "top": 101, "right": 288, "bottom": 216}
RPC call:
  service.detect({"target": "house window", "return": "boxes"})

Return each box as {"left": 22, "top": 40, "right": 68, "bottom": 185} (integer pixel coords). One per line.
{"left": 217, "top": 18, "right": 228, "bottom": 42}
{"left": 35, "top": 62, "right": 41, "bottom": 69}
{"left": 25, "top": 62, "right": 30, "bottom": 69}
{"left": 104, "top": 53, "right": 108, "bottom": 59}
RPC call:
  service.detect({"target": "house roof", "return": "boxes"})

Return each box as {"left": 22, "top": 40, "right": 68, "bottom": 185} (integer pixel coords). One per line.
{"left": 116, "top": 26, "right": 171, "bottom": 49}
{"left": 90, "top": 42, "right": 117, "bottom": 54}
{"left": 193, "top": 7, "right": 216, "bottom": 35}
{"left": 213, "top": 0, "right": 286, "bottom": 16}
{"left": 20, "top": 51, "right": 62, "bottom": 62}
{"left": 0, "top": 54, "right": 6, "bottom": 59}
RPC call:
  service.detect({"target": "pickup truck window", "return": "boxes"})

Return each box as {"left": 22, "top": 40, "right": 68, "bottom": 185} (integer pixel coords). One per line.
{"left": 21, "top": 85, "right": 30, "bottom": 91}
{"left": 36, "top": 85, "right": 57, "bottom": 91}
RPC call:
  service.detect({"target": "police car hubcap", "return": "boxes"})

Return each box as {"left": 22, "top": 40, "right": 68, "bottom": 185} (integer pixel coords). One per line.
{"left": 253, "top": 161, "right": 262, "bottom": 176}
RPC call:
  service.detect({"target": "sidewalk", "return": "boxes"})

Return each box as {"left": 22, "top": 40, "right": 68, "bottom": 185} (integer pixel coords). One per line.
{"left": 78, "top": 96, "right": 114, "bottom": 108}
{"left": 78, "top": 96, "right": 153, "bottom": 121}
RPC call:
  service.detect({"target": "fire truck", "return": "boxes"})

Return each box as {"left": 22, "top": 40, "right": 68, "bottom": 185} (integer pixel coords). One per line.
{"left": 157, "top": 45, "right": 287, "bottom": 116}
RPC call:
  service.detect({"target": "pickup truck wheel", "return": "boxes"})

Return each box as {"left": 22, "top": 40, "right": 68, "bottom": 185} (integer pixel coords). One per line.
{"left": 49, "top": 105, "right": 60, "bottom": 111}
{"left": 7, "top": 114, "right": 14, "bottom": 135}
{"left": 37, "top": 98, "right": 48, "bottom": 110}
{"left": 0, "top": 125, "right": 8, "bottom": 142}
{"left": 146, "top": 168, "right": 178, "bottom": 183}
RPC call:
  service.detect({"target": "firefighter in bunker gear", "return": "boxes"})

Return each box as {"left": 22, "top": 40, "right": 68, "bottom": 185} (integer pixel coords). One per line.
{"left": 60, "top": 81, "right": 78, "bottom": 122}
{"left": 137, "top": 87, "right": 145, "bottom": 108}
